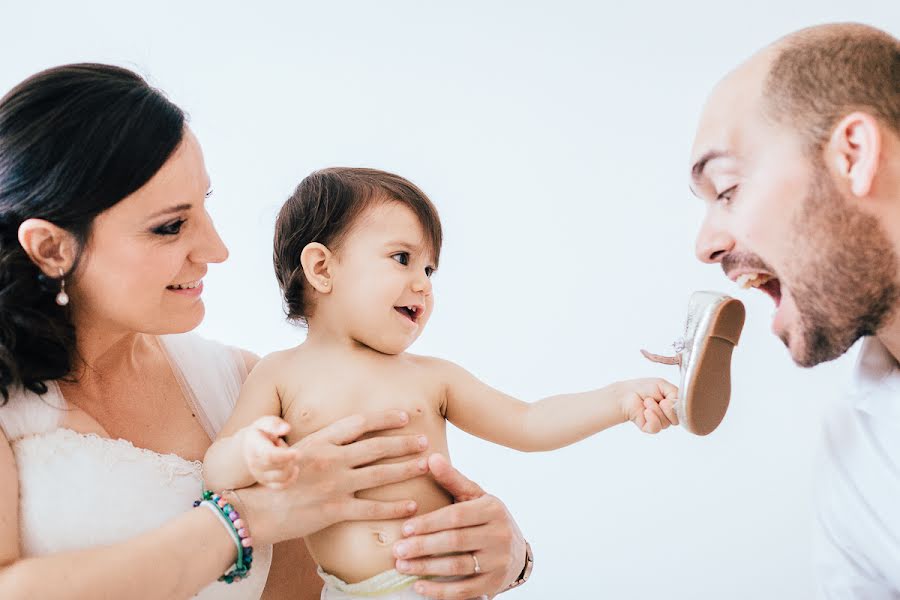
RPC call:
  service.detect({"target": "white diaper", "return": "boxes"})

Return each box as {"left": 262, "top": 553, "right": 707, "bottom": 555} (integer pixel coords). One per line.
{"left": 318, "top": 567, "right": 462, "bottom": 600}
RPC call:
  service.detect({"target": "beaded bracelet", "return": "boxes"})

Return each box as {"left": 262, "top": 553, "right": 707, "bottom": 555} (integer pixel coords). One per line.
{"left": 194, "top": 490, "right": 254, "bottom": 583}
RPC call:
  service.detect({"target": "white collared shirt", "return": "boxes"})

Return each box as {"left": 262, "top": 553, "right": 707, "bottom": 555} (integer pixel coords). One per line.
{"left": 814, "top": 337, "right": 900, "bottom": 598}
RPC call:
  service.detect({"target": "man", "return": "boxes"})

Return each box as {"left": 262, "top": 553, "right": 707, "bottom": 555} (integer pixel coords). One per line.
{"left": 689, "top": 22, "right": 900, "bottom": 597}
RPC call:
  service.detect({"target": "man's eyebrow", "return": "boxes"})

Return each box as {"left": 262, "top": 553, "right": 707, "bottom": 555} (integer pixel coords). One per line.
{"left": 691, "top": 150, "right": 730, "bottom": 183}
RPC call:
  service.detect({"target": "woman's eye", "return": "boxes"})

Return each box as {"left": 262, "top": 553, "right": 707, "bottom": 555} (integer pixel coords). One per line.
{"left": 153, "top": 219, "right": 186, "bottom": 236}
{"left": 425, "top": 266, "right": 435, "bottom": 278}
{"left": 391, "top": 252, "right": 410, "bottom": 266}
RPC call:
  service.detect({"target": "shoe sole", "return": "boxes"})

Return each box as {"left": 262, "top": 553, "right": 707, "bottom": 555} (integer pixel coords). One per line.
{"left": 682, "top": 297, "right": 745, "bottom": 435}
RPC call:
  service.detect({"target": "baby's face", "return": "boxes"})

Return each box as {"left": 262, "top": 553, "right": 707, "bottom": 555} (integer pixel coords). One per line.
{"left": 330, "top": 201, "right": 436, "bottom": 354}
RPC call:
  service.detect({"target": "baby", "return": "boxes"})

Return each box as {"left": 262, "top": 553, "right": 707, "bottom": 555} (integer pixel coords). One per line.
{"left": 204, "top": 167, "right": 679, "bottom": 598}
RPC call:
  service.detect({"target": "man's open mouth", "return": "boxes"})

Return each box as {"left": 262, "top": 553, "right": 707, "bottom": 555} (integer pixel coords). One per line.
{"left": 735, "top": 272, "right": 782, "bottom": 307}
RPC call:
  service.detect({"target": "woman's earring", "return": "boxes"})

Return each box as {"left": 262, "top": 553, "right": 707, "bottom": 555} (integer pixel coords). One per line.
{"left": 55, "top": 268, "right": 69, "bottom": 306}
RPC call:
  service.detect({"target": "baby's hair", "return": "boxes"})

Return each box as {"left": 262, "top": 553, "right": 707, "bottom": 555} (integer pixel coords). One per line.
{"left": 274, "top": 167, "right": 443, "bottom": 323}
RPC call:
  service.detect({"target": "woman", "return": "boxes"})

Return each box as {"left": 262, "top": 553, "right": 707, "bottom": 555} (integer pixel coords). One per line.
{"left": 0, "top": 64, "right": 530, "bottom": 599}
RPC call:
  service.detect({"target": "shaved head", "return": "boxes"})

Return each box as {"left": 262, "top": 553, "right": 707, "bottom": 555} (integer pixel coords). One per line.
{"left": 764, "top": 23, "right": 900, "bottom": 152}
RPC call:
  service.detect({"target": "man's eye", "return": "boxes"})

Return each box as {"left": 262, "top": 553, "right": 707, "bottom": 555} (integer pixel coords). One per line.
{"left": 153, "top": 219, "right": 186, "bottom": 236}
{"left": 391, "top": 252, "right": 410, "bottom": 266}
{"left": 716, "top": 185, "right": 737, "bottom": 203}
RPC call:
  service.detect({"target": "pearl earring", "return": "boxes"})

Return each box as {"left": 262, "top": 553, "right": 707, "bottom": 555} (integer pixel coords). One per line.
{"left": 55, "top": 268, "right": 69, "bottom": 306}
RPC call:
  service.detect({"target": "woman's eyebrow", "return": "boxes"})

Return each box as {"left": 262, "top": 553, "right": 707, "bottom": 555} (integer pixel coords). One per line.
{"left": 147, "top": 203, "right": 191, "bottom": 220}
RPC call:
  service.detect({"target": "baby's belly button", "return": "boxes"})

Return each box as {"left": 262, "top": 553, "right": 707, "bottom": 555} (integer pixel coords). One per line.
{"left": 371, "top": 525, "right": 402, "bottom": 546}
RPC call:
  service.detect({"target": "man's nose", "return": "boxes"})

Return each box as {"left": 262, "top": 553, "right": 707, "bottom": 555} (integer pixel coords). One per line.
{"left": 695, "top": 215, "right": 734, "bottom": 264}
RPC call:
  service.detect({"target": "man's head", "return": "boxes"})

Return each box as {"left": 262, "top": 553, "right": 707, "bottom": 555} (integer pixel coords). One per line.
{"left": 690, "top": 23, "right": 900, "bottom": 367}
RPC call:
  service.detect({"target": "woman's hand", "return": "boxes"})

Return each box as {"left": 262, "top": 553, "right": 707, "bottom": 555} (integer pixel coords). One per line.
{"left": 234, "top": 410, "right": 430, "bottom": 544}
{"left": 392, "top": 454, "right": 528, "bottom": 600}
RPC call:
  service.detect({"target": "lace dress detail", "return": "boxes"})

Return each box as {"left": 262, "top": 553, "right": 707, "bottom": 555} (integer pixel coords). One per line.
{"left": 0, "top": 334, "right": 272, "bottom": 599}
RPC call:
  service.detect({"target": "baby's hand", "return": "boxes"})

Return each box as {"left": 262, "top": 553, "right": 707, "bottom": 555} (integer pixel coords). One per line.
{"left": 242, "top": 416, "right": 300, "bottom": 489}
{"left": 617, "top": 378, "right": 679, "bottom": 433}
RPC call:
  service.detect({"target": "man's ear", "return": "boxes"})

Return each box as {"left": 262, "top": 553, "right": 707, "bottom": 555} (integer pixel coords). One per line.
{"left": 300, "top": 242, "right": 334, "bottom": 294}
{"left": 825, "top": 111, "right": 882, "bottom": 198}
{"left": 17, "top": 219, "right": 78, "bottom": 277}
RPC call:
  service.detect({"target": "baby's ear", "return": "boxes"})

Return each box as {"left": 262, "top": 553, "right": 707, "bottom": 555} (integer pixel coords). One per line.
{"left": 300, "top": 242, "right": 333, "bottom": 294}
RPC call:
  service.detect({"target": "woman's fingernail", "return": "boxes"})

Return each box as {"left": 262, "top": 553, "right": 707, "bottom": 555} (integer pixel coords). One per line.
{"left": 417, "top": 459, "right": 427, "bottom": 471}
{"left": 397, "top": 560, "right": 410, "bottom": 571}
{"left": 406, "top": 502, "right": 417, "bottom": 513}
{"left": 395, "top": 543, "right": 409, "bottom": 558}
{"left": 399, "top": 411, "right": 409, "bottom": 422}
{"left": 402, "top": 523, "right": 414, "bottom": 536}
{"left": 417, "top": 435, "right": 428, "bottom": 449}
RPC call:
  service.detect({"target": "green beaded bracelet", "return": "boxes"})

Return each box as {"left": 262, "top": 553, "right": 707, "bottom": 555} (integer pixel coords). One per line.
{"left": 194, "top": 490, "right": 254, "bottom": 583}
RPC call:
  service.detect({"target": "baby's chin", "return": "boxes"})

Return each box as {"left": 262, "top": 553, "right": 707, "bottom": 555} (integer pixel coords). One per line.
{"left": 357, "top": 334, "right": 418, "bottom": 356}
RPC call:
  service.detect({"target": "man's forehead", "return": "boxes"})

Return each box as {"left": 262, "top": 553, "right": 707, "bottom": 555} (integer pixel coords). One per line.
{"left": 690, "top": 51, "right": 774, "bottom": 166}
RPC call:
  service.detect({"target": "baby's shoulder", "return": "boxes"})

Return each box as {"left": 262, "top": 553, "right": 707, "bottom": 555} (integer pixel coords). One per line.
{"left": 251, "top": 345, "right": 311, "bottom": 379}
{"left": 401, "top": 353, "right": 461, "bottom": 379}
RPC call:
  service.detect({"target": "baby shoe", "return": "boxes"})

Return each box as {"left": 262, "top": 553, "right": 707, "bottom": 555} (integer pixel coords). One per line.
{"left": 641, "top": 291, "right": 745, "bottom": 435}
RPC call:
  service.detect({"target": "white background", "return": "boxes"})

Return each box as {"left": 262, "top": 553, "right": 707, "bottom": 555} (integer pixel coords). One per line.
{"left": 3, "top": 2, "right": 898, "bottom": 598}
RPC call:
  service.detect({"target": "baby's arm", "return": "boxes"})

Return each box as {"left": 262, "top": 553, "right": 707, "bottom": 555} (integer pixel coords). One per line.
{"left": 203, "top": 355, "right": 299, "bottom": 491}
{"left": 437, "top": 359, "right": 678, "bottom": 452}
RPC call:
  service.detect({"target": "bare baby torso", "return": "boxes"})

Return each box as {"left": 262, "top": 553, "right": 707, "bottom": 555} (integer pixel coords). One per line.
{"left": 278, "top": 346, "right": 452, "bottom": 583}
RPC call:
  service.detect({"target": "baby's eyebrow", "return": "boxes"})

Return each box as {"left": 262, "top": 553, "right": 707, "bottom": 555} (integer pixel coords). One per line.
{"left": 385, "top": 240, "right": 422, "bottom": 252}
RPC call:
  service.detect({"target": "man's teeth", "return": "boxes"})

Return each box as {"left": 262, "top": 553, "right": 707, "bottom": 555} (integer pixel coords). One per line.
{"left": 170, "top": 280, "right": 201, "bottom": 290}
{"left": 736, "top": 273, "right": 772, "bottom": 289}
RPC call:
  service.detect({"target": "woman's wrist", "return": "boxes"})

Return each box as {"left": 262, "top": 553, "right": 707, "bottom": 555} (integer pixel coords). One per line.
{"left": 498, "top": 539, "right": 533, "bottom": 594}
{"left": 221, "top": 487, "right": 273, "bottom": 545}
{"left": 196, "top": 490, "right": 255, "bottom": 583}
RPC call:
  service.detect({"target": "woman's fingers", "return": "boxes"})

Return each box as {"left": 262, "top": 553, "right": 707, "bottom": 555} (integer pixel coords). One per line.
{"left": 394, "top": 524, "right": 490, "bottom": 559}
{"left": 346, "top": 434, "right": 427, "bottom": 467}
{"left": 350, "top": 457, "right": 429, "bottom": 491}
{"left": 400, "top": 494, "right": 495, "bottom": 537}
{"left": 320, "top": 410, "right": 410, "bottom": 445}
{"left": 340, "top": 498, "right": 419, "bottom": 522}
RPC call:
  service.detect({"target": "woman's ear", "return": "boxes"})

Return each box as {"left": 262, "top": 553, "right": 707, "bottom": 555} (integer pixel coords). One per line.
{"left": 825, "top": 111, "right": 882, "bottom": 198}
{"left": 17, "top": 219, "right": 78, "bottom": 276}
{"left": 300, "top": 242, "right": 334, "bottom": 294}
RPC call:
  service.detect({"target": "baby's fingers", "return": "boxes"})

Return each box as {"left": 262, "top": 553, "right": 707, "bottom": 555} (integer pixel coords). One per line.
{"left": 259, "top": 465, "right": 301, "bottom": 489}
{"left": 252, "top": 415, "right": 291, "bottom": 439}
{"left": 642, "top": 407, "right": 662, "bottom": 433}
{"left": 659, "top": 397, "right": 679, "bottom": 426}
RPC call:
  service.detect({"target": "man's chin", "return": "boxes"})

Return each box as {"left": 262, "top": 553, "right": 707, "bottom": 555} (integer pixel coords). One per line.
{"left": 786, "top": 326, "right": 858, "bottom": 368}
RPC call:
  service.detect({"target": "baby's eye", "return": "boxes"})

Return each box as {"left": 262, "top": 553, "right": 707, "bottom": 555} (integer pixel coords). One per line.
{"left": 425, "top": 266, "right": 435, "bottom": 278}
{"left": 391, "top": 252, "right": 410, "bottom": 266}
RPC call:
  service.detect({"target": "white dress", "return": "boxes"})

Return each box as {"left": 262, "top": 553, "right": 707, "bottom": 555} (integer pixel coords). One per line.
{"left": 0, "top": 333, "right": 273, "bottom": 599}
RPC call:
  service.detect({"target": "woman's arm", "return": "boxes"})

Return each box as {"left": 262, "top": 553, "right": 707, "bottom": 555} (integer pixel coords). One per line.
{"left": 0, "top": 427, "right": 237, "bottom": 599}
{"left": 0, "top": 409, "right": 428, "bottom": 599}
{"left": 437, "top": 359, "right": 679, "bottom": 451}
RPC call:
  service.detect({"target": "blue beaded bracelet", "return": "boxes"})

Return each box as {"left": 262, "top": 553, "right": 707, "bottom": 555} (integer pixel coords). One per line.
{"left": 194, "top": 490, "right": 254, "bottom": 583}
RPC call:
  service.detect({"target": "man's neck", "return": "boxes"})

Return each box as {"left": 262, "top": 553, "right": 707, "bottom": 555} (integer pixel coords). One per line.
{"left": 876, "top": 311, "right": 900, "bottom": 365}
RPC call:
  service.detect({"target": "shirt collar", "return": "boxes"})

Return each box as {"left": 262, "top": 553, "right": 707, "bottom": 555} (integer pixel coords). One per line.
{"left": 849, "top": 336, "right": 900, "bottom": 419}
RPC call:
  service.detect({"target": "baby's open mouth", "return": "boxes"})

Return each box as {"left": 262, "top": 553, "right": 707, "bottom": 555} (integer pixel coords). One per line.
{"left": 735, "top": 272, "right": 782, "bottom": 307}
{"left": 394, "top": 305, "right": 422, "bottom": 323}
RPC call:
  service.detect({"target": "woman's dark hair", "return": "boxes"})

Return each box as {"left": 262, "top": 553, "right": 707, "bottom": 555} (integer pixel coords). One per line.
{"left": 0, "top": 63, "right": 186, "bottom": 402}
{"left": 274, "top": 167, "right": 443, "bottom": 324}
